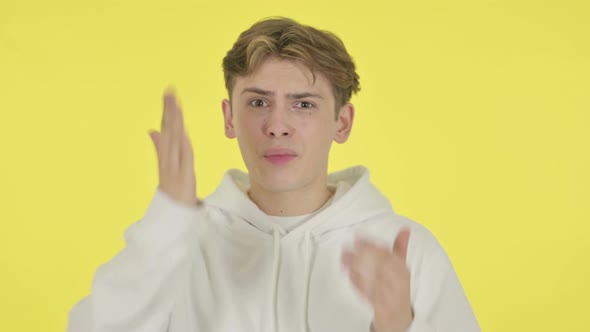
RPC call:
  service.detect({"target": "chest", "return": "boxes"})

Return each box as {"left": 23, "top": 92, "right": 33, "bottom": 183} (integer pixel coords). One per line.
{"left": 183, "top": 233, "right": 375, "bottom": 332}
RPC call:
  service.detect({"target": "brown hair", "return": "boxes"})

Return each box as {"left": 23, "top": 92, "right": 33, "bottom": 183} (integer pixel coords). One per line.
{"left": 222, "top": 17, "right": 360, "bottom": 115}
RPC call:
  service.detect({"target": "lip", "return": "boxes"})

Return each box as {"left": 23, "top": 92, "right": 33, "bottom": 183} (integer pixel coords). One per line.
{"left": 263, "top": 148, "right": 297, "bottom": 165}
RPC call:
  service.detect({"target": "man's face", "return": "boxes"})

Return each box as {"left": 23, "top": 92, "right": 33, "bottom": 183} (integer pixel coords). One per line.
{"left": 222, "top": 57, "right": 354, "bottom": 193}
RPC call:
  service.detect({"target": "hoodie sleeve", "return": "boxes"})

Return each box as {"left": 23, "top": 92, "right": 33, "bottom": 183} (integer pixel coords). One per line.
{"left": 406, "top": 239, "right": 481, "bottom": 332}
{"left": 67, "top": 188, "right": 206, "bottom": 332}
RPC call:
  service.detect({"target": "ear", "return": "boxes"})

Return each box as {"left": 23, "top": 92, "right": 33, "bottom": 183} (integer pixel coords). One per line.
{"left": 222, "top": 99, "right": 236, "bottom": 139}
{"left": 334, "top": 103, "right": 354, "bottom": 144}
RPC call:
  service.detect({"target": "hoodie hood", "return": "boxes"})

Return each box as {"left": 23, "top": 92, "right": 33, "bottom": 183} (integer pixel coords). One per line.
{"left": 204, "top": 165, "right": 395, "bottom": 239}
{"left": 203, "top": 165, "right": 397, "bottom": 331}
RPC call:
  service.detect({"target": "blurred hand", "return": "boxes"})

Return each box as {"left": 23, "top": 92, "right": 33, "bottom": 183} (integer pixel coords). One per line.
{"left": 148, "top": 88, "right": 201, "bottom": 207}
{"left": 341, "top": 228, "right": 413, "bottom": 332}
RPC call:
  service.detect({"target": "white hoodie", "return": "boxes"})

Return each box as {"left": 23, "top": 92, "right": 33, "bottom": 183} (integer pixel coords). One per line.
{"left": 67, "top": 166, "right": 480, "bottom": 332}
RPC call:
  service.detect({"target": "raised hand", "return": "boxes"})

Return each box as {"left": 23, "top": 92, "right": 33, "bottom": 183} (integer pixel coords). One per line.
{"left": 341, "top": 228, "right": 413, "bottom": 332}
{"left": 148, "top": 88, "right": 201, "bottom": 207}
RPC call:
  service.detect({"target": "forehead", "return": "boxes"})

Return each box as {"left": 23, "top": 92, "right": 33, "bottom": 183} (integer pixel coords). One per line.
{"left": 233, "top": 57, "right": 333, "bottom": 96}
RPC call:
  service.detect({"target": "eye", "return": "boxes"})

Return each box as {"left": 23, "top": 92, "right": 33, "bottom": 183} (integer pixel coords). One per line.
{"left": 249, "top": 99, "right": 269, "bottom": 107}
{"left": 295, "top": 101, "right": 315, "bottom": 109}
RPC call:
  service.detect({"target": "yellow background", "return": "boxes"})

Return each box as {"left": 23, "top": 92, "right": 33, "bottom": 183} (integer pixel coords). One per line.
{"left": 1, "top": 0, "right": 588, "bottom": 331}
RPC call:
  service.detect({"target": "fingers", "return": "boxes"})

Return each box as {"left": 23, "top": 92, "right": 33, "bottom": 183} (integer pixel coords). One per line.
{"left": 341, "top": 235, "right": 410, "bottom": 306}
{"left": 160, "top": 92, "right": 172, "bottom": 170}
{"left": 148, "top": 130, "right": 160, "bottom": 154}
{"left": 161, "top": 88, "right": 185, "bottom": 172}
{"left": 180, "top": 130, "right": 195, "bottom": 173}
{"left": 342, "top": 234, "right": 413, "bottom": 332}
{"left": 341, "top": 238, "right": 392, "bottom": 300}
{"left": 151, "top": 87, "right": 199, "bottom": 206}
{"left": 393, "top": 228, "right": 411, "bottom": 263}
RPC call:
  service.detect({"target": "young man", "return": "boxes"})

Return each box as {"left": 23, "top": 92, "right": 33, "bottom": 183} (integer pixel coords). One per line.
{"left": 68, "top": 17, "right": 480, "bottom": 332}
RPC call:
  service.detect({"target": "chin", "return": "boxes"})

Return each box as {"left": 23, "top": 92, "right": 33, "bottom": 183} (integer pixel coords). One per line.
{"left": 251, "top": 164, "right": 303, "bottom": 193}
{"left": 258, "top": 172, "right": 300, "bottom": 193}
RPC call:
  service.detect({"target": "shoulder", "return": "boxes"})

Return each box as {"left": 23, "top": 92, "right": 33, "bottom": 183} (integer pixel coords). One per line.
{"left": 353, "top": 212, "right": 449, "bottom": 267}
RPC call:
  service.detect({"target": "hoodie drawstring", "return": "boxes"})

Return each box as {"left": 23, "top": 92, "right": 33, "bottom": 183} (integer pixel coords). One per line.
{"left": 268, "top": 225, "right": 318, "bottom": 332}
{"left": 301, "top": 230, "right": 318, "bottom": 332}
{"left": 269, "top": 224, "right": 286, "bottom": 332}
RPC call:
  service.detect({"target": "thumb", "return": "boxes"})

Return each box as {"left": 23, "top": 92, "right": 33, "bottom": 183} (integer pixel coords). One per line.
{"left": 148, "top": 130, "right": 160, "bottom": 153}
{"left": 393, "top": 228, "right": 411, "bottom": 262}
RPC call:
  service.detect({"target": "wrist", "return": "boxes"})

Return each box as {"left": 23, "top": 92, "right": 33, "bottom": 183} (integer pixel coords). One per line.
{"left": 370, "top": 307, "right": 414, "bottom": 332}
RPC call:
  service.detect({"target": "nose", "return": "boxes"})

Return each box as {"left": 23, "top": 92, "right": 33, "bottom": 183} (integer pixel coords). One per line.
{"left": 264, "top": 108, "right": 294, "bottom": 138}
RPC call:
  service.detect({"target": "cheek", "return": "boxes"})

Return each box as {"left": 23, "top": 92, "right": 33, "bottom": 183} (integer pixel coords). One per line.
{"left": 235, "top": 115, "right": 263, "bottom": 147}
{"left": 234, "top": 112, "right": 255, "bottom": 133}
{"left": 301, "top": 118, "right": 337, "bottom": 143}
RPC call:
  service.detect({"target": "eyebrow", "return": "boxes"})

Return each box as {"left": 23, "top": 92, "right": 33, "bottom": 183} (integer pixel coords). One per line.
{"left": 240, "top": 87, "right": 323, "bottom": 99}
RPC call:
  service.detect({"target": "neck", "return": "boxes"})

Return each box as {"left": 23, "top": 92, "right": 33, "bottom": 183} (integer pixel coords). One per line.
{"left": 248, "top": 179, "right": 334, "bottom": 217}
